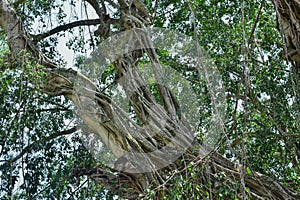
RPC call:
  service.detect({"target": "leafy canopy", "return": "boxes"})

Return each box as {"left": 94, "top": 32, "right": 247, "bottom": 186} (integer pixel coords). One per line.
{"left": 0, "top": 0, "right": 299, "bottom": 199}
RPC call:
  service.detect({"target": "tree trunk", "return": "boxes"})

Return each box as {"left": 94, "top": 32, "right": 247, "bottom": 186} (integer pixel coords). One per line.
{"left": 0, "top": 0, "right": 299, "bottom": 199}
{"left": 272, "top": 0, "right": 300, "bottom": 64}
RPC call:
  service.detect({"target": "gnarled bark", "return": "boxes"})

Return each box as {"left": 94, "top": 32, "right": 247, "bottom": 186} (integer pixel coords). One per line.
{"left": 1, "top": 0, "right": 300, "bottom": 199}
{"left": 272, "top": 0, "right": 300, "bottom": 63}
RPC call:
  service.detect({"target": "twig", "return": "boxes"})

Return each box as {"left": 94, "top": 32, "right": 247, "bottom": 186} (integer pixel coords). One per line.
{"left": 7, "top": 126, "right": 79, "bottom": 163}
{"left": 152, "top": 0, "right": 159, "bottom": 19}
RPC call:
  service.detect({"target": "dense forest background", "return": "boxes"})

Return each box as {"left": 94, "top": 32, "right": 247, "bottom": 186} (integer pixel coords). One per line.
{"left": 0, "top": 0, "right": 299, "bottom": 199}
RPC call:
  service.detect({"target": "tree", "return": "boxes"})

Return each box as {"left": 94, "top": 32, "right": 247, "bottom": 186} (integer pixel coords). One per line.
{"left": 0, "top": 0, "right": 299, "bottom": 199}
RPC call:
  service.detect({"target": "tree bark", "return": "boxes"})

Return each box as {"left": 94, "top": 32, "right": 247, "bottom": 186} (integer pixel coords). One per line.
{"left": 0, "top": 0, "right": 299, "bottom": 199}
{"left": 272, "top": 0, "right": 300, "bottom": 64}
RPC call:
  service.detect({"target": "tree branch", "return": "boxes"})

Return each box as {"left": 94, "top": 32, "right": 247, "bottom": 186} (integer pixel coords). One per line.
{"left": 248, "top": 0, "right": 265, "bottom": 44}
{"left": 34, "top": 19, "right": 103, "bottom": 42}
{"left": 8, "top": 126, "right": 79, "bottom": 163}
{"left": 105, "top": 0, "right": 119, "bottom": 8}
{"left": 2, "top": 1, "right": 300, "bottom": 199}
{"left": 132, "top": 0, "right": 150, "bottom": 17}
{"left": 71, "top": 166, "right": 140, "bottom": 199}
{"left": 12, "top": 0, "right": 26, "bottom": 6}
{"left": 85, "top": 0, "right": 105, "bottom": 17}
{"left": 100, "top": 0, "right": 107, "bottom": 14}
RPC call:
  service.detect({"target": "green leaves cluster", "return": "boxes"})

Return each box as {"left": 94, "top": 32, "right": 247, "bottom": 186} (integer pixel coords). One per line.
{"left": 1, "top": 0, "right": 299, "bottom": 199}
{"left": 0, "top": 54, "right": 107, "bottom": 199}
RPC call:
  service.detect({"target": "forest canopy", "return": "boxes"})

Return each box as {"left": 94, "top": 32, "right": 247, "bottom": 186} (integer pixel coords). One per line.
{"left": 0, "top": 0, "right": 300, "bottom": 199}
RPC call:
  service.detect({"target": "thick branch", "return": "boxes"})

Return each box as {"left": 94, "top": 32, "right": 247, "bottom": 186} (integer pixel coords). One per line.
{"left": 34, "top": 19, "right": 102, "bottom": 42}
{"left": 106, "top": 0, "right": 119, "bottom": 9}
{"left": 272, "top": 0, "right": 300, "bottom": 63}
{"left": 1, "top": 1, "right": 300, "bottom": 199}
{"left": 72, "top": 166, "right": 141, "bottom": 199}
{"left": 132, "top": 0, "right": 150, "bottom": 18}
{"left": 0, "top": 0, "right": 56, "bottom": 68}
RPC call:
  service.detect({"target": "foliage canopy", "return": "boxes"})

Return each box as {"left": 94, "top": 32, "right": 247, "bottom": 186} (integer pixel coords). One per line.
{"left": 0, "top": 0, "right": 299, "bottom": 199}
